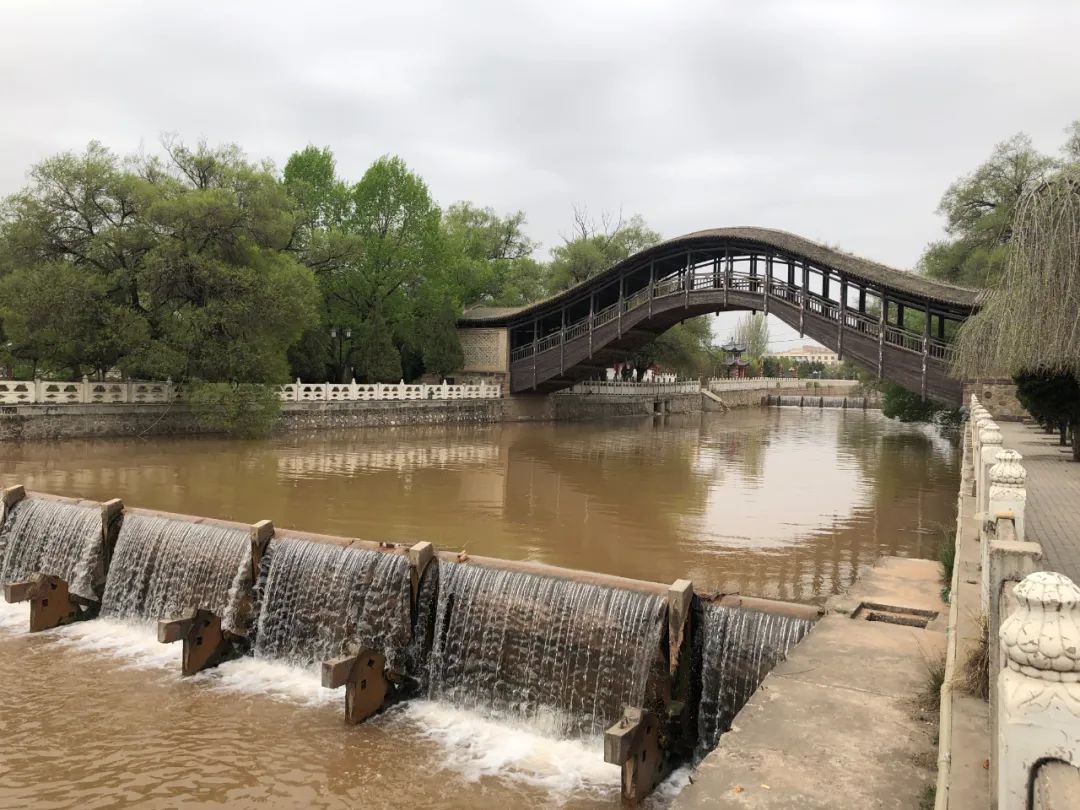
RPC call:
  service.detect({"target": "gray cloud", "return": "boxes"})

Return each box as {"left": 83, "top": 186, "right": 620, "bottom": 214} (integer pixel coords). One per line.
{"left": 1, "top": 0, "right": 1077, "bottom": 284}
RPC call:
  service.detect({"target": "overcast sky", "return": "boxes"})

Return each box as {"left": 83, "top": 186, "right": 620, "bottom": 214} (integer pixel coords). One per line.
{"left": 2, "top": 0, "right": 1078, "bottom": 348}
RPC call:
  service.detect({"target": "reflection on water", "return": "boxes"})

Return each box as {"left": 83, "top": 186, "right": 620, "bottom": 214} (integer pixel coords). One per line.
{"left": 0, "top": 410, "right": 958, "bottom": 809}
{"left": 0, "top": 409, "right": 958, "bottom": 604}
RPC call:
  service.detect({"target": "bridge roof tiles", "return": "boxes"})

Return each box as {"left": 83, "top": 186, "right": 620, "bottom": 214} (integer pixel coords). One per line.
{"left": 460, "top": 227, "right": 980, "bottom": 325}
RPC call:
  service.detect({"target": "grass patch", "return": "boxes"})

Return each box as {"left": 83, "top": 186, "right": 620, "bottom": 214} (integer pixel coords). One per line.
{"left": 937, "top": 526, "right": 957, "bottom": 603}
{"left": 919, "top": 783, "right": 936, "bottom": 810}
{"left": 958, "top": 615, "right": 990, "bottom": 701}
{"left": 918, "top": 655, "right": 947, "bottom": 716}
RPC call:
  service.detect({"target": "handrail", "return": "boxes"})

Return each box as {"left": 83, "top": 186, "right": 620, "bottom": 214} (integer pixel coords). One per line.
{"left": 507, "top": 266, "right": 950, "bottom": 364}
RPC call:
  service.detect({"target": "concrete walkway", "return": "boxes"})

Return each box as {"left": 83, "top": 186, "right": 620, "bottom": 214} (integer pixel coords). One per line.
{"left": 997, "top": 422, "right": 1080, "bottom": 582}
{"left": 675, "top": 558, "right": 946, "bottom": 809}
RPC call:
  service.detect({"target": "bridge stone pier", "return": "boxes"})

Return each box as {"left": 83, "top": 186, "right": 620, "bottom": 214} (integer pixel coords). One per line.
{"left": 457, "top": 227, "right": 979, "bottom": 404}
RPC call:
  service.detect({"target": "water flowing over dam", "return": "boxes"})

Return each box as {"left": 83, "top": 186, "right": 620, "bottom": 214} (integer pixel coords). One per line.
{"left": 253, "top": 536, "right": 413, "bottom": 671}
{"left": 0, "top": 498, "right": 104, "bottom": 601}
{"left": 696, "top": 604, "right": 814, "bottom": 753}
{"left": 428, "top": 561, "right": 667, "bottom": 737}
{"left": 0, "top": 411, "right": 962, "bottom": 807}
{"left": 100, "top": 513, "right": 252, "bottom": 632}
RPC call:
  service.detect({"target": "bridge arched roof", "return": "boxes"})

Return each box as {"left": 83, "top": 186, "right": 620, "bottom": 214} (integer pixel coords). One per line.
{"left": 460, "top": 227, "right": 979, "bottom": 326}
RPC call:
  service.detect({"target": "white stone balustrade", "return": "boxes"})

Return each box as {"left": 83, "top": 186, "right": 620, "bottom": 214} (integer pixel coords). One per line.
{"left": 0, "top": 378, "right": 183, "bottom": 405}
{"left": 997, "top": 572, "right": 1080, "bottom": 810}
{"left": 706, "top": 377, "right": 860, "bottom": 393}
{"left": 555, "top": 380, "right": 700, "bottom": 396}
{"left": 277, "top": 379, "right": 502, "bottom": 403}
{"left": 982, "top": 450, "right": 1029, "bottom": 615}
{"left": 0, "top": 377, "right": 501, "bottom": 405}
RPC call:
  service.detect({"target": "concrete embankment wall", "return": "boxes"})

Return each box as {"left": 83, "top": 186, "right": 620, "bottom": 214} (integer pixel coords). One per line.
{"left": 0, "top": 400, "right": 503, "bottom": 441}
{"left": 0, "top": 391, "right": 704, "bottom": 440}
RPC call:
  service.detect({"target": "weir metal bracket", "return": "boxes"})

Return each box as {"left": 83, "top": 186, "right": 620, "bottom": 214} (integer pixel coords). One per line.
{"left": 4, "top": 573, "right": 81, "bottom": 632}
{"left": 158, "top": 609, "right": 232, "bottom": 676}
{"left": 604, "top": 706, "right": 665, "bottom": 805}
{"left": 322, "top": 648, "right": 388, "bottom": 725}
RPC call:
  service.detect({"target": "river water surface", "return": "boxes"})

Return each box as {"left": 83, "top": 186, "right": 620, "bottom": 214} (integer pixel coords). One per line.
{"left": 0, "top": 408, "right": 958, "bottom": 808}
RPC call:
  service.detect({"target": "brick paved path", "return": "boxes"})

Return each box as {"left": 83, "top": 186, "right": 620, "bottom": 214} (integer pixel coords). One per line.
{"left": 997, "top": 421, "right": 1080, "bottom": 582}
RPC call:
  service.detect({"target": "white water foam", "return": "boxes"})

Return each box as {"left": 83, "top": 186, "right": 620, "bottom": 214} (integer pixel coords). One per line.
{"left": 209, "top": 657, "right": 338, "bottom": 707}
{"left": 0, "top": 599, "right": 31, "bottom": 632}
{"left": 400, "top": 699, "right": 621, "bottom": 801}
{"left": 51, "top": 617, "right": 179, "bottom": 670}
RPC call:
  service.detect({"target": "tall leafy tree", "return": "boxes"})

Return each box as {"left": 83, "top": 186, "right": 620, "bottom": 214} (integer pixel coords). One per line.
{"left": 547, "top": 207, "right": 661, "bottom": 292}
{"left": 0, "top": 139, "right": 320, "bottom": 382}
{"left": 954, "top": 166, "right": 1080, "bottom": 459}
{"left": 731, "top": 313, "right": 770, "bottom": 363}
{"left": 919, "top": 133, "right": 1057, "bottom": 287}
{"left": 441, "top": 202, "right": 544, "bottom": 306}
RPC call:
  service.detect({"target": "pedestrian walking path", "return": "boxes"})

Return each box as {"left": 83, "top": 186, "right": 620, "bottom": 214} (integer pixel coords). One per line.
{"left": 997, "top": 421, "right": 1080, "bottom": 582}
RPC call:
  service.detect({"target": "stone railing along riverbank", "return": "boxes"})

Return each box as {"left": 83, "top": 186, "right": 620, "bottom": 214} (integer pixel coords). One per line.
{"left": 554, "top": 379, "right": 700, "bottom": 396}
{"left": 707, "top": 377, "right": 860, "bottom": 393}
{"left": 940, "top": 395, "right": 1080, "bottom": 810}
{"left": 0, "top": 377, "right": 502, "bottom": 406}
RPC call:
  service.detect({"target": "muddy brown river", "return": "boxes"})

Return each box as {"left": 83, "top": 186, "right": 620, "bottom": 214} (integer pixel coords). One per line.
{"left": 0, "top": 408, "right": 958, "bottom": 808}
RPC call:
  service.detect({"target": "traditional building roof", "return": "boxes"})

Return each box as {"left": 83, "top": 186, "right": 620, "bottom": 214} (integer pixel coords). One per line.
{"left": 460, "top": 227, "right": 979, "bottom": 326}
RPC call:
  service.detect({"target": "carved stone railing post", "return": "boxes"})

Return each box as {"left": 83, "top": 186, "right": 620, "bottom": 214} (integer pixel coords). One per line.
{"left": 983, "top": 451, "right": 1028, "bottom": 614}
{"left": 997, "top": 572, "right": 1080, "bottom": 810}
{"left": 979, "top": 423, "right": 1003, "bottom": 517}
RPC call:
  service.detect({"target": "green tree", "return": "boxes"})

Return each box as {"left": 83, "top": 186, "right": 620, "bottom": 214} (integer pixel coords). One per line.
{"left": 441, "top": 202, "right": 544, "bottom": 306}
{"left": 630, "top": 316, "right": 713, "bottom": 379}
{"left": 547, "top": 208, "right": 661, "bottom": 292}
{"left": 954, "top": 167, "right": 1080, "bottom": 459}
{"left": 0, "top": 139, "right": 319, "bottom": 383}
{"left": 353, "top": 310, "right": 402, "bottom": 383}
{"left": 919, "top": 133, "right": 1056, "bottom": 287}
{"left": 0, "top": 262, "right": 149, "bottom": 378}
{"left": 731, "top": 313, "right": 769, "bottom": 363}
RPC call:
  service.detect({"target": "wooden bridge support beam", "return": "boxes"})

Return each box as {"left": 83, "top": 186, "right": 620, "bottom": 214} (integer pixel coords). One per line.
{"left": 838, "top": 277, "right": 847, "bottom": 360}
{"left": 322, "top": 649, "right": 389, "bottom": 725}
{"left": 878, "top": 293, "right": 887, "bottom": 379}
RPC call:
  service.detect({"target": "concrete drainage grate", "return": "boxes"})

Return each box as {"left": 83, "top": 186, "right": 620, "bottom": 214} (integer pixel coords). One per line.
{"left": 852, "top": 601, "right": 938, "bottom": 629}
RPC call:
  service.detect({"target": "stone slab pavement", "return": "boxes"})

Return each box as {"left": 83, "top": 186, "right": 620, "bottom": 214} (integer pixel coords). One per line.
{"left": 997, "top": 422, "right": 1080, "bottom": 582}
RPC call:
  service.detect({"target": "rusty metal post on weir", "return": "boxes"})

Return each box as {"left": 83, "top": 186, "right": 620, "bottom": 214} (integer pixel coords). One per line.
{"left": 322, "top": 648, "right": 389, "bottom": 725}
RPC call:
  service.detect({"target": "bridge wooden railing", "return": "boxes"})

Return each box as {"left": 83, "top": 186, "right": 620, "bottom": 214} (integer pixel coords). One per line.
{"left": 509, "top": 264, "right": 954, "bottom": 368}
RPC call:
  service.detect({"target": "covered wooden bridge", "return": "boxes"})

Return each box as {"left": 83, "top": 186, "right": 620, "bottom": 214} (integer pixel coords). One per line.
{"left": 456, "top": 228, "right": 980, "bottom": 404}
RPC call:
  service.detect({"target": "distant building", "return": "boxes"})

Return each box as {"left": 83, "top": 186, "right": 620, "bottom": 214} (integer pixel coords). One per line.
{"left": 766, "top": 344, "right": 839, "bottom": 364}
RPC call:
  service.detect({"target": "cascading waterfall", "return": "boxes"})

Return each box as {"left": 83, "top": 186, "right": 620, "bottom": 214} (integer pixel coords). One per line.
{"left": 101, "top": 514, "right": 252, "bottom": 633}
{"left": 0, "top": 498, "right": 104, "bottom": 601}
{"left": 428, "top": 561, "right": 666, "bottom": 737}
{"left": 252, "top": 537, "right": 413, "bottom": 673}
{"left": 696, "top": 604, "right": 813, "bottom": 754}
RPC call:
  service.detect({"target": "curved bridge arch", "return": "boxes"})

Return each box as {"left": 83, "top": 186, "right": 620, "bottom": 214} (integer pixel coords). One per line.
{"left": 458, "top": 228, "right": 979, "bottom": 404}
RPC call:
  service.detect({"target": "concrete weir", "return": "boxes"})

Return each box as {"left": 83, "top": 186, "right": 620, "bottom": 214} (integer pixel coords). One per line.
{"left": 1, "top": 484, "right": 822, "bottom": 805}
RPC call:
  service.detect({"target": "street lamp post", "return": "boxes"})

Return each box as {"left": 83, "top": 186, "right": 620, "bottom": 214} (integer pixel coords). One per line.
{"left": 329, "top": 326, "right": 353, "bottom": 383}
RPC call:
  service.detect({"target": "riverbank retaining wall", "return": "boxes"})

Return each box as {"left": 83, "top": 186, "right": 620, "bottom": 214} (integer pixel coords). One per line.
{"left": 0, "top": 392, "right": 700, "bottom": 440}
{"left": 1, "top": 386, "right": 860, "bottom": 440}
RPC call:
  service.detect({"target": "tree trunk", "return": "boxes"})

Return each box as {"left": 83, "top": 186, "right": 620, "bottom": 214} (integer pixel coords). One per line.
{"left": 1061, "top": 421, "right": 1068, "bottom": 446}
{"left": 1072, "top": 419, "right": 1079, "bottom": 462}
